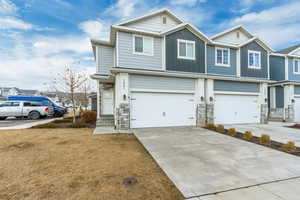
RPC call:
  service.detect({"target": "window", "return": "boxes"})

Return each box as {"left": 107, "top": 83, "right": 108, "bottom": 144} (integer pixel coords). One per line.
{"left": 248, "top": 50, "right": 261, "bottom": 69}
{"left": 215, "top": 47, "right": 230, "bottom": 67}
{"left": 133, "top": 35, "right": 153, "bottom": 56}
{"left": 294, "top": 59, "right": 300, "bottom": 74}
{"left": 177, "top": 39, "right": 195, "bottom": 60}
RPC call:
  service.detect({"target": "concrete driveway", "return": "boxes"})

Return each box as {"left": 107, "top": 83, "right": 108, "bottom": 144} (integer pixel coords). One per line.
{"left": 134, "top": 127, "right": 300, "bottom": 199}
{"left": 225, "top": 122, "right": 300, "bottom": 146}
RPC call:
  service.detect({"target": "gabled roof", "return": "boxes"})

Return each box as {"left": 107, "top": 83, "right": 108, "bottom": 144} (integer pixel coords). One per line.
{"left": 238, "top": 37, "right": 274, "bottom": 52}
{"left": 276, "top": 44, "right": 300, "bottom": 54}
{"left": 161, "top": 23, "right": 212, "bottom": 43}
{"left": 211, "top": 25, "right": 254, "bottom": 40}
{"left": 116, "top": 8, "right": 184, "bottom": 26}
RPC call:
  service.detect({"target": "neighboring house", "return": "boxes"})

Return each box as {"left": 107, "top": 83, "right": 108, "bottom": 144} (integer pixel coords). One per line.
{"left": 269, "top": 44, "right": 300, "bottom": 122}
{"left": 0, "top": 87, "right": 40, "bottom": 97}
{"left": 90, "top": 8, "right": 273, "bottom": 129}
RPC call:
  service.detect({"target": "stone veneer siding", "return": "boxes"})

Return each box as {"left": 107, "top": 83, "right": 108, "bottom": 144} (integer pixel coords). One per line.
{"left": 196, "top": 104, "right": 206, "bottom": 125}
{"left": 285, "top": 104, "right": 295, "bottom": 122}
{"left": 206, "top": 104, "right": 214, "bottom": 124}
{"left": 260, "top": 104, "right": 268, "bottom": 124}
{"left": 116, "top": 103, "right": 130, "bottom": 130}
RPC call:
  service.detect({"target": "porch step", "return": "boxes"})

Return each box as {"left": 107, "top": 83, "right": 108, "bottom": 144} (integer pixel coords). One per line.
{"left": 96, "top": 115, "right": 115, "bottom": 127}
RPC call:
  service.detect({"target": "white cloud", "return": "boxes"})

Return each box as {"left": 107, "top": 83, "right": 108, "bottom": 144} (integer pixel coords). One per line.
{"left": 221, "top": 1, "right": 300, "bottom": 48}
{"left": 79, "top": 19, "right": 109, "bottom": 39}
{"left": 33, "top": 36, "right": 91, "bottom": 55}
{"left": 104, "top": 0, "right": 141, "bottom": 20}
{"left": 0, "top": 17, "right": 33, "bottom": 30}
{"left": 170, "top": 0, "right": 206, "bottom": 6}
{"left": 0, "top": 0, "right": 17, "bottom": 15}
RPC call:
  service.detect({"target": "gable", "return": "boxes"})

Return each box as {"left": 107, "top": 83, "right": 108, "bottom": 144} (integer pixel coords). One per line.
{"left": 122, "top": 13, "right": 181, "bottom": 33}
{"left": 213, "top": 29, "right": 252, "bottom": 45}
{"left": 291, "top": 48, "right": 300, "bottom": 56}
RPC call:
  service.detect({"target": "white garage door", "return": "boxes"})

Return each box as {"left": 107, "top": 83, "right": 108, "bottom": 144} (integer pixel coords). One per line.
{"left": 130, "top": 92, "right": 196, "bottom": 128}
{"left": 295, "top": 97, "right": 300, "bottom": 122}
{"left": 214, "top": 94, "right": 260, "bottom": 124}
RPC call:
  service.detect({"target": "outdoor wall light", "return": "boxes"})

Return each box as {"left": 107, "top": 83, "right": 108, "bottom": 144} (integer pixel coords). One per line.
{"left": 292, "top": 99, "right": 295, "bottom": 103}
{"left": 123, "top": 94, "right": 127, "bottom": 101}
{"left": 201, "top": 96, "right": 204, "bottom": 102}
{"left": 209, "top": 97, "right": 213, "bottom": 102}
{"left": 265, "top": 98, "right": 268, "bottom": 103}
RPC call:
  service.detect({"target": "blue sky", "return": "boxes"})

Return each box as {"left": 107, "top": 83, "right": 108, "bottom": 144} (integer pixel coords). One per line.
{"left": 1, "top": 0, "right": 300, "bottom": 90}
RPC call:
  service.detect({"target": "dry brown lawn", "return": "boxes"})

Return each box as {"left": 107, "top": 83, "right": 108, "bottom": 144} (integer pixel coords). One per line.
{"left": 0, "top": 129, "right": 184, "bottom": 200}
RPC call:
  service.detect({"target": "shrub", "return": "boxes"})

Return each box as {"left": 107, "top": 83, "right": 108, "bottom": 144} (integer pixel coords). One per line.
{"left": 80, "top": 111, "right": 97, "bottom": 124}
{"left": 216, "top": 125, "right": 225, "bottom": 132}
{"left": 243, "top": 131, "right": 253, "bottom": 140}
{"left": 282, "top": 141, "right": 296, "bottom": 152}
{"left": 206, "top": 123, "right": 216, "bottom": 130}
{"left": 67, "top": 123, "right": 87, "bottom": 128}
{"left": 227, "top": 128, "right": 236, "bottom": 136}
{"left": 32, "top": 123, "right": 59, "bottom": 129}
{"left": 260, "top": 134, "right": 271, "bottom": 145}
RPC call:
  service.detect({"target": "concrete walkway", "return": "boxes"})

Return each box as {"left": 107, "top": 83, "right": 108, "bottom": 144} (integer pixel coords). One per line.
{"left": 225, "top": 122, "right": 300, "bottom": 146}
{"left": 0, "top": 118, "right": 60, "bottom": 130}
{"left": 134, "top": 127, "right": 300, "bottom": 199}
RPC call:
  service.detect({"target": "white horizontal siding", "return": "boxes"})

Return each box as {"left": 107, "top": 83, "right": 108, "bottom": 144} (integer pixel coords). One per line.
{"left": 126, "top": 14, "right": 180, "bottom": 32}
{"left": 118, "top": 32, "right": 163, "bottom": 70}
{"left": 97, "top": 45, "right": 114, "bottom": 75}
{"left": 130, "top": 75, "right": 195, "bottom": 91}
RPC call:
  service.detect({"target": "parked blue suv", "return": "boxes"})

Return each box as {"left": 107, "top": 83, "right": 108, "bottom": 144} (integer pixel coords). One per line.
{"left": 7, "top": 96, "right": 66, "bottom": 117}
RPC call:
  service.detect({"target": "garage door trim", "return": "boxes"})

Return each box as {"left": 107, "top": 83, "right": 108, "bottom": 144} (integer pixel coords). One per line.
{"left": 130, "top": 88, "right": 195, "bottom": 94}
{"left": 214, "top": 91, "right": 259, "bottom": 96}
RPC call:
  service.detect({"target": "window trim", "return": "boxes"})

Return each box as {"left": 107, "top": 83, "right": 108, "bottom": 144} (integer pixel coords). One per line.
{"left": 248, "top": 50, "right": 261, "bottom": 69}
{"left": 293, "top": 59, "right": 300, "bottom": 74}
{"left": 132, "top": 34, "right": 154, "bottom": 56}
{"left": 215, "top": 47, "right": 230, "bottom": 67}
{"left": 177, "top": 39, "right": 196, "bottom": 60}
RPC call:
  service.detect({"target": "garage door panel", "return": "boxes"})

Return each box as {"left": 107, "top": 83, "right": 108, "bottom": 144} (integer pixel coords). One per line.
{"left": 214, "top": 94, "right": 260, "bottom": 124}
{"left": 130, "top": 92, "right": 196, "bottom": 128}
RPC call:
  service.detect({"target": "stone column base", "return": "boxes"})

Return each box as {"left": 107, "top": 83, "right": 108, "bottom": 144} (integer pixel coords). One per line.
{"left": 196, "top": 104, "right": 206, "bottom": 126}
{"left": 206, "top": 103, "right": 214, "bottom": 124}
{"left": 116, "top": 103, "right": 130, "bottom": 130}
{"left": 285, "top": 104, "right": 295, "bottom": 122}
{"left": 260, "top": 104, "right": 268, "bottom": 124}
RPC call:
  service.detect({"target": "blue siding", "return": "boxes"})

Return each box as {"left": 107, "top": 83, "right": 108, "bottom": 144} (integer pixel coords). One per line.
{"left": 214, "top": 80, "right": 260, "bottom": 93}
{"left": 288, "top": 58, "right": 300, "bottom": 82}
{"left": 270, "top": 56, "right": 285, "bottom": 81}
{"left": 207, "top": 45, "right": 236, "bottom": 76}
{"left": 166, "top": 28, "right": 205, "bottom": 73}
{"left": 295, "top": 86, "right": 300, "bottom": 95}
{"left": 240, "top": 41, "right": 268, "bottom": 79}
{"left": 275, "top": 86, "right": 284, "bottom": 108}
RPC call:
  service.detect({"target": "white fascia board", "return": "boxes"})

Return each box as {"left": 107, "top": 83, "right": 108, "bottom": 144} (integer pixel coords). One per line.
{"left": 211, "top": 41, "right": 238, "bottom": 49}
{"left": 211, "top": 25, "right": 254, "bottom": 40}
{"left": 288, "top": 47, "right": 300, "bottom": 56}
{"left": 161, "top": 23, "right": 211, "bottom": 43}
{"left": 270, "top": 53, "right": 286, "bottom": 57}
{"left": 115, "top": 8, "right": 184, "bottom": 26}
{"left": 238, "top": 37, "right": 274, "bottom": 52}
{"left": 112, "top": 25, "right": 162, "bottom": 37}
{"left": 110, "top": 68, "right": 275, "bottom": 83}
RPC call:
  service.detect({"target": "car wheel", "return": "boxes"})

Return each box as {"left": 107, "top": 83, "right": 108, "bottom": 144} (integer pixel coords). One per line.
{"left": 0, "top": 117, "right": 7, "bottom": 120}
{"left": 28, "top": 111, "right": 40, "bottom": 120}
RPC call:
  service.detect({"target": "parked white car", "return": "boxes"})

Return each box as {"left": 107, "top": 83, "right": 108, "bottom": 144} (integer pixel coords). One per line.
{"left": 0, "top": 101, "right": 50, "bottom": 120}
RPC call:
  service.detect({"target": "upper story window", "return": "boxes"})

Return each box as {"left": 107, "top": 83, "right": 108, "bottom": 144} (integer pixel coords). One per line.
{"left": 248, "top": 50, "right": 261, "bottom": 69}
{"left": 294, "top": 59, "right": 300, "bottom": 74}
{"left": 215, "top": 47, "right": 230, "bottom": 67}
{"left": 133, "top": 35, "right": 153, "bottom": 56}
{"left": 177, "top": 39, "right": 195, "bottom": 60}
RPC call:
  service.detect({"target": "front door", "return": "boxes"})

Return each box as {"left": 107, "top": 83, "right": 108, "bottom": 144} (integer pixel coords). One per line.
{"left": 102, "top": 89, "right": 114, "bottom": 115}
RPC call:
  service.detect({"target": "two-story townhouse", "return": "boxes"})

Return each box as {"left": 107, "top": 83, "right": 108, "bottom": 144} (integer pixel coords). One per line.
{"left": 269, "top": 44, "right": 300, "bottom": 122}
{"left": 208, "top": 26, "right": 273, "bottom": 125}
{"left": 91, "top": 9, "right": 273, "bottom": 129}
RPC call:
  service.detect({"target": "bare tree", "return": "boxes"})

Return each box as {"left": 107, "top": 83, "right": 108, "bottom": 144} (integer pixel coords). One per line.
{"left": 53, "top": 66, "right": 87, "bottom": 123}
{"left": 76, "top": 80, "right": 91, "bottom": 111}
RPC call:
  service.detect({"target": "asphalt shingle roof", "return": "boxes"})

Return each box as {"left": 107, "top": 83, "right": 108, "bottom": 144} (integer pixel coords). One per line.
{"left": 276, "top": 44, "right": 300, "bottom": 54}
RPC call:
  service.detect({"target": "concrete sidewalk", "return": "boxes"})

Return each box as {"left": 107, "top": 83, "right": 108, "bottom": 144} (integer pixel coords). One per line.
{"left": 0, "top": 118, "right": 60, "bottom": 130}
